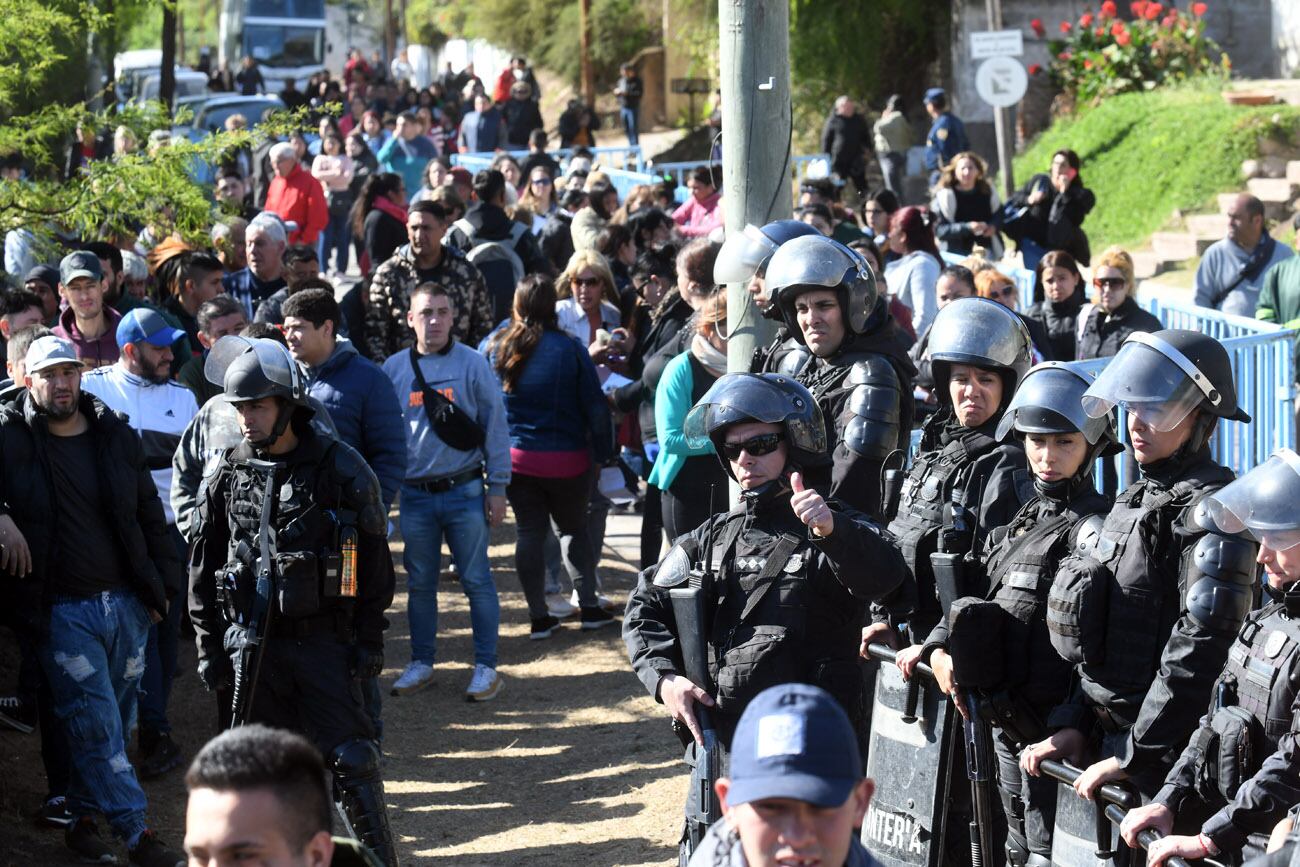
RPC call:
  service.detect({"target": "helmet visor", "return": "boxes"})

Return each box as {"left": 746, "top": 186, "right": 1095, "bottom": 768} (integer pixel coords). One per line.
{"left": 204, "top": 335, "right": 302, "bottom": 398}
{"left": 683, "top": 373, "right": 825, "bottom": 455}
{"left": 1081, "top": 341, "right": 1204, "bottom": 431}
{"left": 714, "top": 224, "right": 777, "bottom": 285}
{"left": 1204, "top": 450, "right": 1300, "bottom": 551}
{"left": 763, "top": 234, "right": 856, "bottom": 295}
{"left": 995, "top": 363, "right": 1096, "bottom": 441}
{"left": 926, "top": 297, "right": 1031, "bottom": 371}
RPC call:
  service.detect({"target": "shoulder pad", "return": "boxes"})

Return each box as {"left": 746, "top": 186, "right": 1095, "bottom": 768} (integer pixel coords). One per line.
{"left": 1190, "top": 498, "right": 1231, "bottom": 534}
{"left": 847, "top": 354, "right": 900, "bottom": 387}
{"left": 1073, "top": 514, "right": 1105, "bottom": 556}
{"left": 329, "top": 442, "right": 386, "bottom": 534}
{"left": 1187, "top": 532, "right": 1257, "bottom": 634}
{"left": 652, "top": 539, "right": 695, "bottom": 588}
{"left": 777, "top": 345, "right": 813, "bottom": 378}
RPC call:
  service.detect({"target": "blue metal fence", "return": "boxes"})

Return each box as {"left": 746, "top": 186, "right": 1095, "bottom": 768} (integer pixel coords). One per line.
{"left": 451, "top": 144, "right": 645, "bottom": 174}
{"left": 647, "top": 153, "right": 832, "bottom": 205}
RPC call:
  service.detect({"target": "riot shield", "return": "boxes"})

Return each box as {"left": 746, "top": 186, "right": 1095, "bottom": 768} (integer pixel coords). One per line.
{"left": 1050, "top": 779, "right": 1117, "bottom": 866}
{"left": 862, "top": 647, "right": 956, "bottom": 866}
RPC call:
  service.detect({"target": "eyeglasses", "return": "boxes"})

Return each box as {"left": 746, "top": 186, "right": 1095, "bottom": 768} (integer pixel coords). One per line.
{"left": 991, "top": 284, "right": 1016, "bottom": 298}
{"left": 531, "top": 177, "right": 553, "bottom": 186}
{"left": 721, "top": 432, "right": 785, "bottom": 461}
{"left": 571, "top": 275, "right": 601, "bottom": 287}
{"left": 1094, "top": 277, "right": 1126, "bottom": 289}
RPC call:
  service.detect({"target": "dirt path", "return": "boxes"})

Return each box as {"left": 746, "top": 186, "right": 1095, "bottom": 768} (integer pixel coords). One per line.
{"left": 0, "top": 509, "right": 684, "bottom": 866}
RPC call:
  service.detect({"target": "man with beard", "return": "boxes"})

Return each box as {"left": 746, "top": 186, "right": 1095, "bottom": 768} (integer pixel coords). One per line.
{"left": 82, "top": 308, "right": 199, "bottom": 781}
{"left": 0, "top": 334, "right": 184, "bottom": 866}
{"left": 763, "top": 235, "right": 916, "bottom": 519}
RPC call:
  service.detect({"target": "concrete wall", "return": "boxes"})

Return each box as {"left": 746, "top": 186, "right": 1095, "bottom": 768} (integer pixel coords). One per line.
{"left": 1275, "top": 0, "right": 1300, "bottom": 78}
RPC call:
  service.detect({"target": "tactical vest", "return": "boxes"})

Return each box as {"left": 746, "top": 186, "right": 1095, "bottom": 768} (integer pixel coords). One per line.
{"left": 217, "top": 448, "right": 354, "bottom": 631}
{"left": 1188, "top": 603, "right": 1300, "bottom": 804}
{"left": 888, "top": 428, "right": 1000, "bottom": 579}
{"left": 983, "top": 491, "right": 1109, "bottom": 711}
{"left": 1047, "top": 464, "right": 1232, "bottom": 723}
{"left": 701, "top": 511, "right": 866, "bottom": 725}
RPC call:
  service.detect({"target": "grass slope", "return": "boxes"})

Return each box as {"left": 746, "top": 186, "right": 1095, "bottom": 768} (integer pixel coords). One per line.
{"left": 1013, "top": 85, "right": 1300, "bottom": 252}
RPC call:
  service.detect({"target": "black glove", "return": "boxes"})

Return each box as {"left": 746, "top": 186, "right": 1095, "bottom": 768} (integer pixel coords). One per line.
{"left": 197, "top": 655, "right": 234, "bottom": 692}
{"left": 352, "top": 645, "right": 384, "bottom": 680}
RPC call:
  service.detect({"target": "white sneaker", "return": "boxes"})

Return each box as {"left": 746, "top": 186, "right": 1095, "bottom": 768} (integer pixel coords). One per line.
{"left": 571, "top": 589, "right": 617, "bottom": 612}
{"left": 546, "top": 593, "right": 576, "bottom": 618}
{"left": 391, "top": 661, "right": 435, "bottom": 696}
{"left": 465, "top": 664, "right": 502, "bottom": 702}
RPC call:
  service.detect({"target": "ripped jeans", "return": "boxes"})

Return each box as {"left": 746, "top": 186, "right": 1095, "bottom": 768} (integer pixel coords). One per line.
{"left": 40, "top": 590, "right": 152, "bottom": 846}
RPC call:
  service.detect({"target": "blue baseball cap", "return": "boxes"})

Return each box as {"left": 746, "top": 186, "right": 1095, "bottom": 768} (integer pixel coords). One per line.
{"left": 924, "top": 87, "right": 946, "bottom": 104}
{"left": 725, "top": 683, "right": 863, "bottom": 808}
{"left": 116, "top": 308, "right": 187, "bottom": 350}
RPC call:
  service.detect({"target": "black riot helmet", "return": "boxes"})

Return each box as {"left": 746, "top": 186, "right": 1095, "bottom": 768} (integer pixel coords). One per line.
{"left": 1083, "top": 329, "right": 1249, "bottom": 428}
{"left": 765, "top": 234, "right": 879, "bottom": 340}
{"left": 205, "top": 335, "right": 312, "bottom": 449}
{"left": 684, "top": 372, "right": 829, "bottom": 479}
{"left": 714, "top": 220, "right": 822, "bottom": 322}
{"left": 928, "top": 296, "right": 1033, "bottom": 409}
{"left": 996, "top": 361, "right": 1123, "bottom": 482}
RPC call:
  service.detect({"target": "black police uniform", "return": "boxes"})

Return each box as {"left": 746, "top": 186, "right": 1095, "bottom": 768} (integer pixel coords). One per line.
{"left": 625, "top": 481, "right": 907, "bottom": 743}
{"left": 188, "top": 337, "right": 398, "bottom": 867}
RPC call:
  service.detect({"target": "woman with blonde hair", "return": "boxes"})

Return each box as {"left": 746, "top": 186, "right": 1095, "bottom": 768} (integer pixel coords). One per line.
{"left": 557, "top": 248, "right": 624, "bottom": 363}
{"left": 647, "top": 290, "right": 730, "bottom": 540}
{"left": 1076, "top": 246, "right": 1160, "bottom": 362}
{"left": 931, "top": 150, "right": 1002, "bottom": 258}
{"left": 975, "top": 267, "right": 1054, "bottom": 361}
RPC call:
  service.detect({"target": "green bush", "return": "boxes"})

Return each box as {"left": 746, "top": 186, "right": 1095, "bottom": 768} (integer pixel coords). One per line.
{"left": 1039, "top": 1, "right": 1226, "bottom": 106}
{"left": 1013, "top": 86, "right": 1300, "bottom": 250}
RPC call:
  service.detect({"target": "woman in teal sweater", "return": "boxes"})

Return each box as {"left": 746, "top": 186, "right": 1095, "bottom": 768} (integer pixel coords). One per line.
{"left": 648, "top": 292, "right": 729, "bottom": 541}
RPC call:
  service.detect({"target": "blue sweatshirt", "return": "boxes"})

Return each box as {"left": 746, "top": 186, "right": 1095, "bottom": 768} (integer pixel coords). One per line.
{"left": 382, "top": 339, "right": 511, "bottom": 495}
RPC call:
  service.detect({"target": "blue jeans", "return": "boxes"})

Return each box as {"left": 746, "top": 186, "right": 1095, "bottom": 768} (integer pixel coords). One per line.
{"left": 40, "top": 590, "right": 151, "bottom": 846}
{"left": 400, "top": 479, "right": 499, "bottom": 669}
{"left": 138, "top": 526, "right": 186, "bottom": 736}
{"left": 318, "top": 209, "right": 352, "bottom": 273}
{"left": 620, "top": 107, "right": 639, "bottom": 146}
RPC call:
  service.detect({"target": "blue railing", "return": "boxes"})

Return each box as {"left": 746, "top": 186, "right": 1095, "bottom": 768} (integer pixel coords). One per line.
{"left": 647, "top": 153, "right": 832, "bottom": 205}
{"left": 907, "top": 278, "right": 1295, "bottom": 484}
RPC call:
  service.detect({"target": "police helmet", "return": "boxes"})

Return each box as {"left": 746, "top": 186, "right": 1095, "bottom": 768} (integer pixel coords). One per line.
{"left": 928, "top": 296, "right": 1033, "bottom": 406}
{"left": 205, "top": 335, "right": 308, "bottom": 407}
{"left": 996, "top": 362, "right": 1121, "bottom": 453}
{"left": 765, "top": 234, "right": 879, "bottom": 340}
{"left": 1204, "top": 449, "right": 1300, "bottom": 552}
{"left": 684, "top": 372, "right": 829, "bottom": 472}
{"left": 1081, "top": 329, "right": 1250, "bottom": 430}
{"left": 715, "top": 221, "right": 823, "bottom": 322}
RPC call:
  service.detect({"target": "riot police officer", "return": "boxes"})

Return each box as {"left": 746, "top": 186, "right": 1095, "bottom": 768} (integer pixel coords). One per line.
{"left": 1023, "top": 330, "right": 1256, "bottom": 820}
{"left": 937, "top": 362, "right": 1120, "bottom": 866}
{"left": 1120, "top": 449, "right": 1300, "bottom": 865}
{"left": 867, "top": 296, "right": 1035, "bottom": 657}
{"left": 762, "top": 234, "right": 916, "bottom": 517}
{"left": 188, "top": 336, "right": 398, "bottom": 866}
{"left": 712, "top": 218, "right": 820, "bottom": 375}
{"left": 622, "top": 372, "right": 906, "bottom": 863}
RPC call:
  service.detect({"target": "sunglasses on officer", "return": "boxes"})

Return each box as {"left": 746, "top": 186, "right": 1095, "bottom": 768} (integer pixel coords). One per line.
{"left": 721, "top": 432, "right": 785, "bottom": 461}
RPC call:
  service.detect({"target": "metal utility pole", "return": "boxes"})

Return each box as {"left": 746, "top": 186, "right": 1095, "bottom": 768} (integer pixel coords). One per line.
{"left": 986, "top": 0, "right": 1016, "bottom": 198}
{"left": 579, "top": 0, "right": 594, "bottom": 105}
{"left": 719, "top": 0, "right": 791, "bottom": 373}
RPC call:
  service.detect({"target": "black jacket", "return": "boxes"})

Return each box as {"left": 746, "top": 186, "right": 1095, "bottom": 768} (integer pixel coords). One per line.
{"left": 1024, "top": 290, "right": 1086, "bottom": 361}
{"left": 1076, "top": 296, "right": 1162, "bottom": 361}
{"left": 0, "top": 390, "right": 178, "bottom": 628}
{"left": 611, "top": 291, "right": 694, "bottom": 443}
{"left": 821, "top": 113, "right": 870, "bottom": 175}
{"left": 446, "top": 202, "right": 548, "bottom": 276}
{"left": 362, "top": 208, "right": 406, "bottom": 275}
{"left": 502, "top": 97, "right": 544, "bottom": 148}
{"left": 1008, "top": 173, "right": 1096, "bottom": 266}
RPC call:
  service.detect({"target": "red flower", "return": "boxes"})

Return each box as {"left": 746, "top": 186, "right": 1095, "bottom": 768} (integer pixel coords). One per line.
{"left": 1058, "top": 51, "right": 1072, "bottom": 61}
{"left": 1100, "top": 0, "right": 1118, "bottom": 16}
{"left": 1095, "top": 26, "right": 1106, "bottom": 37}
{"left": 1191, "top": 2, "right": 1207, "bottom": 15}
{"left": 1144, "top": 2, "right": 1163, "bottom": 19}
{"left": 1028, "top": 63, "right": 1043, "bottom": 75}
{"left": 1116, "top": 29, "right": 1132, "bottom": 45}
{"left": 1060, "top": 20, "right": 1072, "bottom": 32}
{"left": 1080, "top": 12, "right": 1094, "bottom": 27}
{"left": 1030, "top": 17, "right": 1046, "bottom": 36}
{"left": 1084, "top": 59, "right": 1094, "bottom": 70}
{"left": 1111, "top": 20, "right": 1125, "bottom": 35}
{"left": 1162, "top": 11, "right": 1178, "bottom": 26}
{"left": 1130, "top": 1, "right": 1146, "bottom": 16}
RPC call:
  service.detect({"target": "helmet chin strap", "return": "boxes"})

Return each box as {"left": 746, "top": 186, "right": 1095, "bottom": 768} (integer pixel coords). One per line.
{"left": 248, "top": 400, "right": 294, "bottom": 453}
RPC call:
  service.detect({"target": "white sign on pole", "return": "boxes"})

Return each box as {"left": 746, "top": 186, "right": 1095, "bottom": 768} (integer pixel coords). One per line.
{"left": 975, "top": 56, "right": 1028, "bottom": 108}
{"left": 970, "top": 29, "right": 1024, "bottom": 60}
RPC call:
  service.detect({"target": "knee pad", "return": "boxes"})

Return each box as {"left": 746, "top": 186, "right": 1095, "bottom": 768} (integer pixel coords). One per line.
{"left": 330, "top": 737, "right": 381, "bottom": 785}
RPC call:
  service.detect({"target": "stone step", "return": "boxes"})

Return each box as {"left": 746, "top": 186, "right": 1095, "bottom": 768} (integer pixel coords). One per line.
{"left": 1287, "top": 160, "right": 1300, "bottom": 186}
{"left": 1129, "top": 249, "right": 1166, "bottom": 280}
{"left": 1247, "top": 176, "right": 1297, "bottom": 201}
{"left": 1220, "top": 187, "right": 1293, "bottom": 221}
{"left": 1184, "top": 213, "right": 1227, "bottom": 237}
{"left": 1150, "top": 231, "right": 1212, "bottom": 263}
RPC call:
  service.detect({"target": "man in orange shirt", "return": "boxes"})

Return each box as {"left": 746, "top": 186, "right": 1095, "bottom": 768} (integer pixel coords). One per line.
{"left": 264, "top": 142, "right": 328, "bottom": 247}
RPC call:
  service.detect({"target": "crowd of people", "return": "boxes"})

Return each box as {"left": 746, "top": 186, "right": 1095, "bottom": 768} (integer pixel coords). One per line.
{"left": 7, "top": 43, "right": 1300, "bottom": 867}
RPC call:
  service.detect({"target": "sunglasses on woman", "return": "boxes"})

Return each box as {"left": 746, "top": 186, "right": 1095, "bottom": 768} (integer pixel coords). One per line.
{"left": 721, "top": 432, "right": 785, "bottom": 461}
{"left": 991, "top": 283, "right": 1016, "bottom": 298}
{"left": 531, "top": 177, "right": 553, "bottom": 186}
{"left": 1094, "top": 277, "right": 1126, "bottom": 289}
{"left": 571, "top": 275, "right": 601, "bottom": 287}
